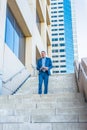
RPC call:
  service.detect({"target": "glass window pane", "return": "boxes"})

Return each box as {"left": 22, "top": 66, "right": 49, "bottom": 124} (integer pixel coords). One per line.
{"left": 5, "top": 6, "right": 25, "bottom": 64}
{"left": 14, "top": 30, "right": 19, "bottom": 57}
{"left": 5, "top": 18, "right": 14, "bottom": 51}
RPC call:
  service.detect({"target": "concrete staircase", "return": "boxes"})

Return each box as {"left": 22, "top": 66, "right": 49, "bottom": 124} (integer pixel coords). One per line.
{"left": 0, "top": 73, "right": 87, "bottom": 130}
{"left": 17, "top": 73, "right": 78, "bottom": 94}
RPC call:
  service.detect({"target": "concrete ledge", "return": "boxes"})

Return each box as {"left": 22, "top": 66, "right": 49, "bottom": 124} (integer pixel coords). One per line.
{"left": 81, "top": 58, "right": 87, "bottom": 75}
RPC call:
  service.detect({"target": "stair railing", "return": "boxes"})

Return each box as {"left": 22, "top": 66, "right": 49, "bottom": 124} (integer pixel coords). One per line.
{"left": 2, "top": 67, "right": 31, "bottom": 95}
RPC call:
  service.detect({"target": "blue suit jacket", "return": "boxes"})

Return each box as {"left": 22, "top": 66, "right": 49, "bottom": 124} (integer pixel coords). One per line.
{"left": 37, "top": 57, "right": 53, "bottom": 75}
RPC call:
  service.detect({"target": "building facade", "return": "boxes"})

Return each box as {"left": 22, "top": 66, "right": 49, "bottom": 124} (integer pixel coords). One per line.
{"left": 51, "top": 0, "right": 78, "bottom": 74}
{"left": 0, "top": 0, "right": 51, "bottom": 94}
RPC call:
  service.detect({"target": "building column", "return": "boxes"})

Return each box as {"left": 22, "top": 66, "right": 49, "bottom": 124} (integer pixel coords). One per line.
{"left": 48, "top": 45, "right": 52, "bottom": 58}
{"left": 25, "top": 37, "right": 37, "bottom": 76}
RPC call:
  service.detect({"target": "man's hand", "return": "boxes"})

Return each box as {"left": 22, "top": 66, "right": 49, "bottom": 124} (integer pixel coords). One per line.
{"left": 44, "top": 67, "right": 48, "bottom": 71}
{"left": 40, "top": 67, "right": 48, "bottom": 71}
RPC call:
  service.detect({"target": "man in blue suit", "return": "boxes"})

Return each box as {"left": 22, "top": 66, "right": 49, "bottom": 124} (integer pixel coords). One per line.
{"left": 37, "top": 51, "right": 53, "bottom": 94}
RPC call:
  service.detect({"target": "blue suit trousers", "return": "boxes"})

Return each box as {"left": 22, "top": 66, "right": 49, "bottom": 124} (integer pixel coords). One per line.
{"left": 38, "top": 72, "right": 49, "bottom": 94}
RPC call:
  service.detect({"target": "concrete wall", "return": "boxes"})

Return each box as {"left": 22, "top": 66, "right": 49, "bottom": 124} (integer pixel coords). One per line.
{"left": 75, "top": 58, "right": 87, "bottom": 101}
{"left": 0, "top": 0, "right": 7, "bottom": 91}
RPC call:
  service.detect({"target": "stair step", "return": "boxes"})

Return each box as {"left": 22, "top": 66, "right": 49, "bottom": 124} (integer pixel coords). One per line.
{"left": 2, "top": 123, "right": 87, "bottom": 130}
{"left": 56, "top": 108, "right": 87, "bottom": 115}
{"left": 0, "top": 106, "right": 87, "bottom": 116}
{"left": 53, "top": 123, "right": 87, "bottom": 130}
{"left": 0, "top": 115, "right": 29, "bottom": 123}
{"left": 0, "top": 114, "right": 86, "bottom": 124}
{"left": 4, "top": 108, "right": 87, "bottom": 116}
{"left": 2, "top": 123, "right": 52, "bottom": 130}
{"left": 0, "top": 101, "right": 86, "bottom": 108}
{"left": 31, "top": 114, "right": 87, "bottom": 123}
{"left": 13, "top": 93, "right": 84, "bottom": 99}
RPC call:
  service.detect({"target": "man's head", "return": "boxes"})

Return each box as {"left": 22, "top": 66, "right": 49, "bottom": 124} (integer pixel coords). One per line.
{"left": 41, "top": 51, "right": 46, "bottom": 58}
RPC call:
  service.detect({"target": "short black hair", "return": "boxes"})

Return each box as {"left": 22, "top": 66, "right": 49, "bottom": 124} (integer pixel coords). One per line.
{"left": 41, "top": 51, "right": 46, "bottom": 53}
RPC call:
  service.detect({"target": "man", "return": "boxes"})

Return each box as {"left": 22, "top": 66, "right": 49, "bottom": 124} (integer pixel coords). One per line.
{"left": 37, "top": 51, "right": 53, "bottom": 94}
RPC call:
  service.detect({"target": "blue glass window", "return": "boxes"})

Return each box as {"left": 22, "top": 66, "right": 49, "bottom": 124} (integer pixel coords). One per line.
{"left": 60, "top": 49, "right": 65, "bottom": 52}
{"left": 60, "top": 70, "right": 66, "bottom": 73}
{"left": 5, "top": 6, "right": 25, "bottom": 64}
{"left": 52, "top": 38, "right": 58, "bottom": 41}
{"left": 59, "top": 37, "right": 64, "bottom": 41}
{"left": 60, "top": 43, "right": 65, "bottom": 46}
{"left": 58, "top": 15, "right": 64, "bottom": 17}
{"left": 59, "top": 28, "right": 64, "bottom": 31}
{"left": 59, "top": 24, "right": 64, "bottom": 26}
{"left": 58, "top": 2, "right": 63, "bottom": 5}
{"left": 59, "top": 19, "right": 64, "bottom": 22}
{"left": 60, "top": 55, "right": 65, "bottom": 57}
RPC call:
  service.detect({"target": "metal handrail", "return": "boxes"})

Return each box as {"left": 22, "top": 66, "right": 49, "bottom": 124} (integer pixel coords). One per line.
{"left": 12, "top": 74, "right": 31, "bottom": 95}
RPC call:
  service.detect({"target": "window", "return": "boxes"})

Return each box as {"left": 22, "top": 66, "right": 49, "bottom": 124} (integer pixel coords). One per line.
{"left": 53, "top": 60, "right": 59, "bottom": 63}
{"left": 52, "top": 49, "right": 58, "bottom": 53}
{"left": 51, "top": 15, "right": 57, "bottom": 18}
{"left": 51, "top": 20, "right": 57, "bottom": 22}
{"left": 51, "top": 11, "right": 57, "bottom": 14}
{"left": 59, "top": 33, "right": 64, "bottom": 35}
{"left": 60, "top": 70, "right": 66, "bottom": 73}
{"left": 60, "top": 65, "right": 66, "bottom": 68}
{"left": 5, "top": 6, "right": 25, "bottom": 64}
{"left": 60, "top": 60, "right": 66, "bottom": 62}
{"left": 59, "top": 19, "right": 64, "bottom": 22}
{"left": 59, "top": 37, "right": 64, "bottom": 41}
{"left": 52, "top": 44, "right": 58, "bottom": 47}
{"left": 52, "top": 33, "right": 58, "bottom": 36}
{"left": 58, "top": 11, "right": 64, "bottom": 13}
{"left": 51, "top": 0, "right": 57, "bottom": 1}
{"left": 58, "top": 6, "right": 63, "bottom": 9}
{"left": 52, "top": 55, "right": 58, "bottom": 58}
{"left": 60, "top": 49, "right": 65, "bottom": 52}
{"left": 51, "top": 24, "right": 57, "bottom": 27}
{"left": 51, "top": 3, "right": 57, "bottom": 5}
{"left": 52, "top": 38, "right": 58, "bottom": 41}
{"left": 53, "top": 66, "right": 59, "bottom": 68}
{"left": 59, "top": 24, "right": 64, "bottom": 26}
{"left": 58, "top": 2, "right": 63, "bottom": 5}
{"left": 51, "top": 29, "right": 58, "bottom": 31}
{"left": 60, "top": 55, "right": 65, "bottom": 57}
{"left": 60, "top": 43, "right": 65, "bottom": 46}
{"left": 51, "top": 7, "right": 57, "bottom": 9}
{"left": 59, "top": 28, "right": 64, "bottom": 31}
{"left": 53, "top": 71, "right": 59, "bottom": 73}
{"left": 58, "top": 15, "right": 64, "bottom": 17}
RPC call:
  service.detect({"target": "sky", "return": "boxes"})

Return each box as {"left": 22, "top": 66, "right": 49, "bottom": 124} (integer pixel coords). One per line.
{"left": 75, "top": 0, "right": 87, "bottom": 61}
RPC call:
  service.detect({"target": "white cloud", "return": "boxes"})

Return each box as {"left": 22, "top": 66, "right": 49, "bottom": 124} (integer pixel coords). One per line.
{"left": 75, "top": 0, "right": 87, "bottom": 60}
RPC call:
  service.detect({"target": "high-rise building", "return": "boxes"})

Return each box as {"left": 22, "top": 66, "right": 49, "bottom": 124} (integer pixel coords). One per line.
{"left": 51, "top": 0, "right": 78, "bottom": 74}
